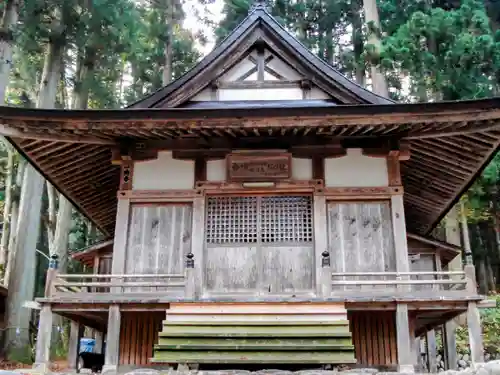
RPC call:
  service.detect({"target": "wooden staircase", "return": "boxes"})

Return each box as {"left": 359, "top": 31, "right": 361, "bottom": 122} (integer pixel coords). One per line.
{"left": 151, "top": 302, "right": 356, "bottom": 366}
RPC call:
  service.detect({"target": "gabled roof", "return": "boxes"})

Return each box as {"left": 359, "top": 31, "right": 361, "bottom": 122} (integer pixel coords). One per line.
{"left": 128, "top": 6, "right": 392, "bottom": 109}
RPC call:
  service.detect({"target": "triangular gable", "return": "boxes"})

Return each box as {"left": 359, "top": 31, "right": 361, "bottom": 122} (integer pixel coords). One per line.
{"left": 128, "top": 7, "right": 393, "bottom": 109}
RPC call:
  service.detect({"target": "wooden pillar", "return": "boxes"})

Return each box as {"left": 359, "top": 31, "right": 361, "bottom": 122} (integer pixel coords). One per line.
{"left": 103, "top": 305, "right": 121, "bottom": 373}
{"left": 391, "top": 193, "right": 410, "bottom": 276}
{"left": 191, "top": 196, "right": 205, "bottom": 297}
{"left": 185, "top": 253, "right": 196, "bottom": 299}
{"left": 396, "top": 304, "right": 414, "bottom": 373}
{"left": 33, "top": 304, "right": 53, "bottom": 371}
{"left": 445, "top": 205, "right": 462, "bottom": 273}
{"left": 67, "top": 321, "right": 81, "bottom": 370}
{"left": 443, "top": 322, "right": 458, "bottom": 370}
{"left": 111, "top": 198, "right": 130, "bottom": 293}
{"left": 467, "top": 301, "right": 484, "bottom": 365}
{"left": 313, "top": 194, "right": 329, "bottom": 297}
{"left": 94, "top": 331, "right": 104, "bottom": 354}
{"left": 442, "top": 205, "right": 461, "bottom": 370}
{"left": 426, "top": 329, "right": 438, "bottom": 373}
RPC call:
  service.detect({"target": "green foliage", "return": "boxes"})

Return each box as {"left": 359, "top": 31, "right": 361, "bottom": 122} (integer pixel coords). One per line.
{"left": 381, "top": 0, "right": 500, "bottom": 101}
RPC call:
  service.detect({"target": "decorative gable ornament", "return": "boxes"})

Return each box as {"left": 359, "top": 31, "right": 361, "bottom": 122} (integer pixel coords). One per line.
{"left": 249, "top": 0, "right": 270, "bottom": 13}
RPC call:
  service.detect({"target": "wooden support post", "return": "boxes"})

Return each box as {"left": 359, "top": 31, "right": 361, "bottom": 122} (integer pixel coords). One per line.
{"left": 443, "top": 322, "right": 458, "bottom": 370}
{"left": 426, "top": 329, "right": 438, "bottom": 373}
{"left": 443, "top": 205, "right": 461, "bottom": 368}
{"left": 33, "top": 304, "right": 53, "bottom": 371}
{"left": 314, "top": 194, "right": 329, "bottom": 297}
{"left": 465, "top": 264, "right": 477, "bottom": 294}
{"left": 191, "top": 197, "right": 205, "bottom": 297}
{"left": 467, "top": 301, "right": 484, "bottom": 365}
{"left": 111, "top": 198, "right": 130, "bottom": 293}
{"left": 320, "top": 251, "right": 332, "bottom": 297}
{"left": 44, "top": 254, "right": 59, "bottom": 297}
{"left": 103, "top": 305, "right": 121, "bottom": 373}
{"left": 95, "top": 331, "right": 104, "bottom": 354}
{"left": 68, "top": 320, "right": 80, "bottom": 370}
{"left": 445, "top": 205, "right": 462, "bottom": 269}
{"left": 185, "top": 253, "right": 196, "bottom": 299}
{"left": 391, "top": 193, "right": 410, "bottom": 290}
{"left": 396, "top": 304, "right": 414, "bottom": 373}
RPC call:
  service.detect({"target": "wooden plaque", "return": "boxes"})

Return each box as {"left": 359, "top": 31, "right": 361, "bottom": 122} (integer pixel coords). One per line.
{"left": 227, "top": 152, "right": 292, "bottom": 182}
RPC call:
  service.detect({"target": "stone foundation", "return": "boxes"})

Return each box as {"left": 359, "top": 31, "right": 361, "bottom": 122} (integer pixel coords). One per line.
{"left": 113, "top": 360, "right": 500, "bottom": 375}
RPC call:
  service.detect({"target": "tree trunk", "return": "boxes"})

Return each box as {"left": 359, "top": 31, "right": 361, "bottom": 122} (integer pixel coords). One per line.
{"left": 362, "top": 0, "right": 388, "bottom": 96}
{"left": 46, "top": 183, "right": 57, "bottom": 249}
{"left": 86, "top": 222, "right": 96, "bottom": 246}
{"left": 51, "top": 197, "right": 72, "bottom": 273}
{"left": 0, "top": 142, "right": 15, "bottom": 275}
{"left": 162, "top": 0, "right": 174, "bottom": 86}
{"left": 4, "top": 158, "right": 24, "bottom": 287}
{"left": 4, "top": 5, "right": 66, "bottom": 359}
{"left": 352, "top": 0, "right": 365, "bottom": 87}
{"left": 73, "top": 48, "right": 95, "bottom": 110}
{"left": 4, "top": 165, "right": 44, "bottom": 361}
{"left": 0, "top": 0, "right": 20, "bottom": 104}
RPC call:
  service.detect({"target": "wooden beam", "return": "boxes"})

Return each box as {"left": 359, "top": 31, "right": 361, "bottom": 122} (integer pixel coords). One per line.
{"left": 217, "top": 80, "right": 304, "bottom": 89}
{"left": 0, "top": 125, "right": 116, "bottom": 145}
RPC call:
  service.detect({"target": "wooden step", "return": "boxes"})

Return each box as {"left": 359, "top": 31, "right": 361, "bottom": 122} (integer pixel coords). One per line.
{"left": 163, "top": 319, "right": 350, "bottom": 326}
{"left": 164, "top": 314, "right": 347, "bottom": 322}
{"left": 152, "top": 302, "right": 356, "bottom": 366}
{"left": 168, "top": 303, "right": 347, "bottom": 315}
{"left": 155, "top": 337, "right": 354, "bottom": 351}
{"left": 152, "top": 350, "right": 357, "bottom": 364}
{"left": 159, "top": 324, "right": 351, "bottom": 338}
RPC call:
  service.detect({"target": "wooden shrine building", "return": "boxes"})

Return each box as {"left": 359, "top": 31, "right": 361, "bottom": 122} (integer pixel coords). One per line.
{"left": 0, "top": 1, "right": 498, "bottom": 372}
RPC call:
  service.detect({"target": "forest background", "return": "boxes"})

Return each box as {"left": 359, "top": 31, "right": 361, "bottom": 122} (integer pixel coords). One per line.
{"left": 0, "top": 0, "right": 499, "bottom": 365}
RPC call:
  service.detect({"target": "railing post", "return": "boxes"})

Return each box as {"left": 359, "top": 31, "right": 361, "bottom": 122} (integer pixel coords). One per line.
{"left": 321, "top": 251, "right": 332, "bottom": 297}
{"left": 464, "top": 264, "right": 477, "bottom": 294}
{"left": 44, "top": 254, "right": 59, "bottom": 297}
{"left": 185, "top": 252, "right": 196, "bottom": 299}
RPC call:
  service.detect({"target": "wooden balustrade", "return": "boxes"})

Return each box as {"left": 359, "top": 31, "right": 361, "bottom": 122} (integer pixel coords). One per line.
{"left": 330, "top": 271, "right": 471, "bottom": 294}
{"left": 52, "top": 274, "right": 186, "bottom": 295}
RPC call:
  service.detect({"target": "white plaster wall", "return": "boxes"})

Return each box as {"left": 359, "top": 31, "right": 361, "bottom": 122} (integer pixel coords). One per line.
{"left": 292, "top": 158, "right": 312, "bottom": 180}
{"left": 324, "top": 148, "right": 388, "bottom": 187}
{"left": 310, "top": 87, "right": 330, "bottom": 99}
{"left": 191, "top": 90, "right": 213, "bottom": 101}
{"left": 133, "top": 151, "right": 195, "bottom": 190}
{"left": 222, "top": 55, "right": 256, "bottom": 81}
{"left": 219, "top": 87, "right": 304, "bottom": 101}
{"left": 207, "top": 159, "right": 226, "bottom": 182}
{"left": 265, "top": 54, "right": 302, "bottom": 80}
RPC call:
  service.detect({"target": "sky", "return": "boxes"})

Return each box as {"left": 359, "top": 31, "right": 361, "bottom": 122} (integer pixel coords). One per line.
{"left": 182, "top": 0, "right": 225, "bottom": 55}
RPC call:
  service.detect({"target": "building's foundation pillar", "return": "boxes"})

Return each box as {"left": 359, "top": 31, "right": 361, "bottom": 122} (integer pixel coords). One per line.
{"left": 426, "top": 329, "right": 438, "bottom": 373}
{"left": 103, "top": 305, "right": 121, "bottom": 374}
{"left": 443, "top": 321, "right": 457, "bottom": 370}
{"left": 33, "top": 305, "right": 53, "bottom": 372}
{"left": 95, "top": 330, "right": 104, "bottom": 354}
{"left": 68, "top": 321, "right": 81, "bottom": 370}
{"left": 396, "top": 304, "right": 415, "bottom": 373}
{"left": 467, "top": 302, "right": 484, "bottom": 365}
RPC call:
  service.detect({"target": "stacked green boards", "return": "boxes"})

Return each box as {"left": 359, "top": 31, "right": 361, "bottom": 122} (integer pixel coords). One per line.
{"left": 151, "top": 303, "right": 356, "bottom": 365}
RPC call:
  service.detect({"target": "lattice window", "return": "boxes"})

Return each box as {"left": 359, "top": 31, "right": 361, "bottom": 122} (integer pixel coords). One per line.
{"left": 206, "top": 195, "right": 313, "bottom": 245}
{"left": 260, "top": 196, "right": 313, "bottom": 243}
{"left": 206, "top": 196, "right": 259, "bottom": 244}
